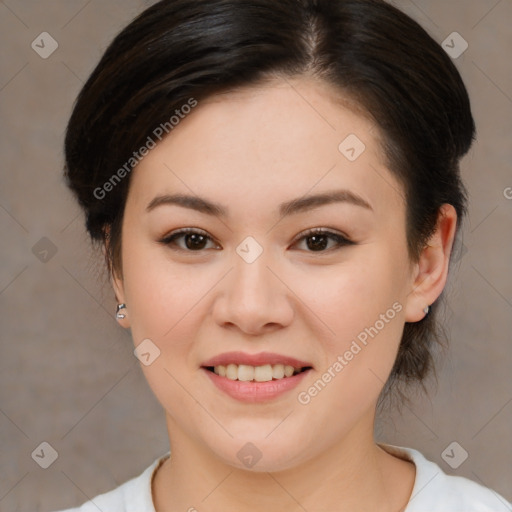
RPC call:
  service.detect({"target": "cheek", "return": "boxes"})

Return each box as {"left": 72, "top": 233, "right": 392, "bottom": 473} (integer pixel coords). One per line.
{"left": 294, "top": 270, "right": 405, "bottom": 423}
{"left": 121, "top": 245, "right": 214, "bottom": 415}
{"left": 312, "top": 255, "right": 404, "bottom": 341}
{"left": 302, "top": 252, "right": 406, "bottom": 397}
{"left": 121, "top": 236, "right": 211, "bottom": 341}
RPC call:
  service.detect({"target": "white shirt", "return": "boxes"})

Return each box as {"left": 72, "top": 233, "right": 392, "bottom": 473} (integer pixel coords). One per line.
{"left": 55, "top": 444, "right": 511, "bottom": 512}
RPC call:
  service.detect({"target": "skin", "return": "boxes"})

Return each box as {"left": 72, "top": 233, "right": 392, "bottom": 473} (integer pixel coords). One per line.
{"left": 112, "top": 76, "right": 457, "bottom": 512}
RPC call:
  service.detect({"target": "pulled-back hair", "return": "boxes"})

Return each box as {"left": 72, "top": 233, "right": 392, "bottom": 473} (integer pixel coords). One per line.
{"left": 64, "top": 0, "right": 475, "bottom": 394}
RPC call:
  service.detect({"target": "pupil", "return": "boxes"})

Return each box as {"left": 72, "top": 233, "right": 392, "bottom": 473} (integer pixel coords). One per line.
{"left": 186, "top": 233, "right": 207, "bottom": 250}
{"left": 307, "top": 235, "right": 327, "bottom": 251}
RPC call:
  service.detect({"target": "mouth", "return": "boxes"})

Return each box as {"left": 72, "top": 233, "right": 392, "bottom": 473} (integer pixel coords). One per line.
{"left": 200, "top": 352, "right": 313, "bottom": 402}
{"left": 203, "top": 364, "right": 312, "bottom": 382}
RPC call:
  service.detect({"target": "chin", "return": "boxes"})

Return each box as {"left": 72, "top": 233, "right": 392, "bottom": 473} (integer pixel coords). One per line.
{"left": 203, "top": 426, "right": 312, "bottom": 473}
{"left": 218, "top": 443, "right": 307, "bottom": 473}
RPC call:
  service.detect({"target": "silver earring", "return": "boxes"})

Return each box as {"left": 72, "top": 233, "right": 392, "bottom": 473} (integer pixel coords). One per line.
{"left": 116, "top": 303, "right": 127, "bottom": 319}
{"left": 423, "top": 305, "right": 430, "bottom": 315}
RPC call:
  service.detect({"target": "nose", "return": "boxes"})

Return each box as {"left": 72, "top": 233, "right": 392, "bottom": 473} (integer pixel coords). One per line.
{"left": 212, "top": 250, "right": 294, "bottom": 336}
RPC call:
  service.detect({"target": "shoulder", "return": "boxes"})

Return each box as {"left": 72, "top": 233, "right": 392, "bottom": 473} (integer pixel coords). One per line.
{"left": 52, "top": 452, "right": 170, "bottom": 512}
{"left": 381, "top": 444, "right": 512, "bottom": 512}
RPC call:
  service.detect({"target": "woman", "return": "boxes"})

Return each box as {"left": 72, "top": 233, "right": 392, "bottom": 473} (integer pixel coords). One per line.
{"left": 57, "top": 0, "right": 511, "bottom": 510}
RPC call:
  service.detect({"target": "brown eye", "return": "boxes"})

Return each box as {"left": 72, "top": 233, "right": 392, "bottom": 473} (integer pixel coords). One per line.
{"left": 294, "top": 229, "right": 354, "bottom": 253}
{"left": 160, "top": 228, "right": 219, "bottom": 251}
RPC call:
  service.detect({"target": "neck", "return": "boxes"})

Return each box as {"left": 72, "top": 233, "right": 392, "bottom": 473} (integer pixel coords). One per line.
{"left": 152, "top": 409, "right": 414, "bottom": 512}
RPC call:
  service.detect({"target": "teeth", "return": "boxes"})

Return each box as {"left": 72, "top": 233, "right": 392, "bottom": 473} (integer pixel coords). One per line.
{"left": 272, "top": 364, "right": 285, "bottom": 379}
{"left": 238, "top": 364, "right": 254, "bottom": 382}
{"left": 213, "top": 363, "right": 303, "bottom": 381}
{"left": 226, "top": 364, "right": 238, "bottom": 380}
{"left": 254, "top": 364, "right": 273, "bottom": 382}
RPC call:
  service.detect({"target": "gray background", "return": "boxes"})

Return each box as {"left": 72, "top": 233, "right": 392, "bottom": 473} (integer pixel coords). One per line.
{"left": 0, "top": 0, "right": 511, "bottom": 510}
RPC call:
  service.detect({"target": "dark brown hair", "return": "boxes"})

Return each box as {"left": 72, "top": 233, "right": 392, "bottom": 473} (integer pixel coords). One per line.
{"left": 63, "top": 0, "right": 475, "bottom": 394}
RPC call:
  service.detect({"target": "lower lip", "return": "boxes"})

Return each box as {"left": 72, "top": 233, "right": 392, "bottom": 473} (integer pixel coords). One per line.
{"left": 202, "top": 368, "right": 311, "bottom": 403}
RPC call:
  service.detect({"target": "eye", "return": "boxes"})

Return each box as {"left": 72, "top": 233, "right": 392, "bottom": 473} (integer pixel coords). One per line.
{"left": 159, "top": 227, "right": 354, "bottom": 253}
{"left": 159, "top": 228, "right": 220, "bottom": 252}
{"left": 292, "top": 228, "right": 355, "bottom": 253}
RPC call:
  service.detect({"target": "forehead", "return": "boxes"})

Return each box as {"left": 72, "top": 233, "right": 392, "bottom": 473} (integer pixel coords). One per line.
{"left": 128, "top": 77, "right": 405, "bottom": 218}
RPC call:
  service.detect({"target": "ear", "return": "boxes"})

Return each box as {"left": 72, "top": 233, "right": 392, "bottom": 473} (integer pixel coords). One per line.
{"left": 102, "top": 232, "right": 131, "bottom": 329}
{"left": 404, "top": 204, "right": 458, "bottom": 322}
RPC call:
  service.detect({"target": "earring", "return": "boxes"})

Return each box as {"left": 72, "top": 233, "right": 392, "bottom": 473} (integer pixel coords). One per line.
{"left": 116, "top": 303, "right": 127, "bottom": 320}
{"left": 423, "top": 305, "right": 430, "bottom": 315}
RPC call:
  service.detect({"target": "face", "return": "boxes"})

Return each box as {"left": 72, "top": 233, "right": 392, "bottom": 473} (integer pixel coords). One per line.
{"left": 114, "top": 77, "right": 420, "bottom": 471}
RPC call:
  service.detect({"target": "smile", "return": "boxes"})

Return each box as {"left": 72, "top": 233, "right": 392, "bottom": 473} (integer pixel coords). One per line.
{"left": 207, "top": 363, "right": 308, "bottom": 382}
{"left": 200, "top": 352, "right": 313, "bottom": 403}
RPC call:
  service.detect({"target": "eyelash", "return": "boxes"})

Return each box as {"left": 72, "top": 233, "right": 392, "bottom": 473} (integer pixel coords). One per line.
{"left": 159, "top": 227, "right": 355, "bottom": 253}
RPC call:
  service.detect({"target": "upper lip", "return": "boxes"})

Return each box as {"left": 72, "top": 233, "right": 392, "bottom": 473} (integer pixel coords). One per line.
{"left": 201, "top": 351, "right": 313, "bottom": 368}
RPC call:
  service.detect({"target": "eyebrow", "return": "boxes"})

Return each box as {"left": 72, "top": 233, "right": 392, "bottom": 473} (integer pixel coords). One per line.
{"left": 146, "top": 189, "right": 373, "bottom": 218}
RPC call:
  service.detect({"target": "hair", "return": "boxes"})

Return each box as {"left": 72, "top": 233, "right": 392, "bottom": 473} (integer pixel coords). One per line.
{"left": 63, "top": 0, "right": 475, "bottom": 396}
